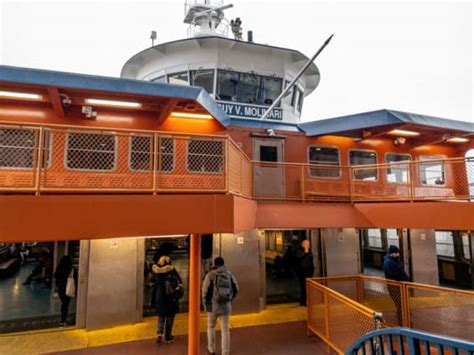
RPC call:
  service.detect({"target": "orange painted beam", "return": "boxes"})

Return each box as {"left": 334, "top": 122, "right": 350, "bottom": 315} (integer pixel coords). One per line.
{"left": 188, "top": 233, "right": 201, "bottom": 355}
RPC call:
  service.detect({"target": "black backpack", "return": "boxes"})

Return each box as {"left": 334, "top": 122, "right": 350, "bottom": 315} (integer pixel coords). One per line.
{"left": 164, "top": 272, "right": 184, "bottom": 300}
{"left": 213, "top": 271, "right": 233, "bottom": 304}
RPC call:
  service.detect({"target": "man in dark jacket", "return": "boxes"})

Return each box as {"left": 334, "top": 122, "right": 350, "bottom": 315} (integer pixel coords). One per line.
{"left": 295, "top": 240, "right": 315, "bottom": 306}
{"left": 383, "top": 245, "right": 409, "bottom": 325}
{"left": 202, "top": 257, "right": 238, "bottom": 355}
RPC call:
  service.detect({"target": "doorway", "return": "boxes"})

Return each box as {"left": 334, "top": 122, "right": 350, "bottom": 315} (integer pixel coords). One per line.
{"left": 253, "top": 138, "right": 285, "bottom": 197}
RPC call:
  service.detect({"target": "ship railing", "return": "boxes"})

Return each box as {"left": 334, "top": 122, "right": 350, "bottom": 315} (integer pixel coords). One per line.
{"left": 307, "top": 275, "right": 474, "bottom": 354}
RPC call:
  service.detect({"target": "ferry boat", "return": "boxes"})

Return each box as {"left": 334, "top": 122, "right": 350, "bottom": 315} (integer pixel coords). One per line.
{"left": 0, "top": 1, "right": 473, "bottom": 353}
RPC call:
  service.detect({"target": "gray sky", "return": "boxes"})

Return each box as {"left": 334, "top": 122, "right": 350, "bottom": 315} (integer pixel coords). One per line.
{"left": 0, "top": 0, "right": 472, "bottom": 123}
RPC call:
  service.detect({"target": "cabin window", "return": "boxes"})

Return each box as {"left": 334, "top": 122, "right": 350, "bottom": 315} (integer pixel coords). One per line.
{"left": 386, "top": 229, "right": 399, "bottom": 248}
{"left": 435, "top": 231, "right": 455, "bottom": 258}
{"left": 187, "top": 139, "right": 223, "bottom": 173}
{"left": 308, "top": 146, "right": 340, "bottom": 178}
{"left": 420, "top": 156, "right": 445, "bottom": 185}
{"left": 191, "top": 69, "right": 215, "bottom": 94}
{"left": 260, "top": 146, "right": 278, "bottom": 162}
{"left": 350, "top": 150, "right": 378, "bottom": 181}
{"left": 368, "top": 229, "right": 383, "bottom": 249}
{"left": 152, "top": 75, "right": 167, "bottom": 83}
{"left": 461, "top": 232, "right": 471, "bottom": 260}
{"left": 386, "top": 153, "right": 411, "bottom": 184}
{"left": 296, "top": 88, "right": 304, "bottom": 112}
{"left": 168, "top": 71, "right": 189, "bottom": 85}
{"left": 216, "top": 70, "right": 239, "bottom": 102}
{"left": 0, "top": 128, "right": 35, "bottom": 169}
{"left": 66, "top": 132, "right": 116, "bottom": 171}
{"left": 261, "top": 76, "right": 282, "bottom": 106}
{"left": 282, "top": 81, "right": 294, "bottom": 106}
{"left": 239, "top": 73, "right": 261, "bottom": 104}
{"left": 129, "top": 135, "right": 152, "bottom": 172}
{"left": 159, "top": 137, "right": 174, "bottom": 172}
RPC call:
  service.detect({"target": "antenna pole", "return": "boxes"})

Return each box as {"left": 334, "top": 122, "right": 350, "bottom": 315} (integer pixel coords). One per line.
{"left": 260, "top": 33, "right": 334, "bottom": 120}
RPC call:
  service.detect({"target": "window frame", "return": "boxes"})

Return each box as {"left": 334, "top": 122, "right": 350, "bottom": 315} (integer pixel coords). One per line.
{"left": 384, "top": 152, "right": 412, "bottom": 185}
{"left": 307, "top": 145, "right": 341, "bottom": 179}
{"left": 167, "top": 71, "right": 190, "bottom": 85}
{"left": 216, "top": 69, "right": 240, "bottom": 102}
{"left": 435, "top": 230, "right": 456, "bottom": 259}
{"left": 260, "top": 75, "right": 283, "bottom": 107}
{"left": 419, "top": 155, "right": 446, "bottom": 187}
{"left": 185, "top": 138, "right": 225, "bottom": 174}
{"left": 190, "top": 68, "right": 216, "bottom": 94}
{"left": 64, "top": 131, "right": 118, "bottom": 172}
{"left": 348, "top": 149, "right": 379, "bottom": 182}
{"left": 157, "top": 136, "right": 176, "bottom": 173}
{"left": 128, "top": 134, "right": 154, "bottom": 173}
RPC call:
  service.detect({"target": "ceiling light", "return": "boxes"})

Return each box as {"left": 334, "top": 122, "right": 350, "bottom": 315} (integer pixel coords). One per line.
{"left": 447, "top": 137, "right": 469, "bottom": 143}
{"left": 0, "top": 90, "right": 43, "bottom": 100}
{"left": 170, "top": 112, "right": 213, "bottom": 120}
{"left": 388, "top": 129, "right": 420, "bottom": 137}
{"left": 84, "top": 98, "right": 141, "bottom": 108}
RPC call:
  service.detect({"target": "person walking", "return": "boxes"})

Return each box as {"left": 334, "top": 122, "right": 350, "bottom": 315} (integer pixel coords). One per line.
{"left": 383, "top": 245, "right": 410, "bottom": 325}
{"left": 54, "top": 255, "right": 74, "bottom": 327}
{"left": 295, "top": 239, "right": 315, "bottom": 306}
{"left": 153, "top": 256, "right": 183, "bottom": 344}
{"left": 202, "top": 257, "right": 239, "bottom": 355}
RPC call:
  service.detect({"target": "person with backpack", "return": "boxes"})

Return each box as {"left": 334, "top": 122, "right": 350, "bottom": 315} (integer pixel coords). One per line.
{"left": 152, "top": 256, "right": 184, "bottom": 344}
{"left": 202, "top": 257, "right": 239, "bottom": 355}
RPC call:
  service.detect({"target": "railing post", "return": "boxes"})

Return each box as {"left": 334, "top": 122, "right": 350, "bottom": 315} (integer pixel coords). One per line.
{"left": 301, "top": 165, "right": 306, "bottom": 202}
{"left": 349, "top": 166, "right": 354, "bottom": 203}
{"left": 35, "top": 127, "right": 44, "bottom": 196}
{"left": 401, "top": 282, "right": 411, "bottom": 328}
{"left": 225, "top": 138, "right": 229, "bottom": 193}
{"left": 408, "top": 161, "right": 414, "bottom": 202}
{"left": 152, "top": 133, "right": 158, "bottom": 195}
{"left": 324, "top": 291, "right": 330, "bottom": 341}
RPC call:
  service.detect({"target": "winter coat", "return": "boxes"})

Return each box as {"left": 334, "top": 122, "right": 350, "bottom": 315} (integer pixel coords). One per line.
{"left": 153, "top": 264, "right": 182, "bottom": 316}
{"left": 383, "top": 255, "right": 410, "bottom": 282}
{"left": 54, "top": 264, "right": 73, "bottom": 296}
{"left": 202, "top": 266, "right": 239, "bottom": 316}
{"left": 295, "top": 248, "right": 315, "bottom": 278}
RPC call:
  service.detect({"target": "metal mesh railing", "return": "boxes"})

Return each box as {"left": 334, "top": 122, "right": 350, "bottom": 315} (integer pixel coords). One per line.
{"left": 308, "top": 275, "right": 474, "bottom": 353}
{"left": 228, "top": 140, "right": 252, "bottom": 198}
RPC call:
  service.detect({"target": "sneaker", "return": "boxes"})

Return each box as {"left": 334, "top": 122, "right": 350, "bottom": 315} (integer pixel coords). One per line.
{"left": 164, "top": 336, "right": 175, "bottom": 344}
{"left": 59, "top": 322, "right": 66, "bottom": 327}
{"left": 156, "top": 334, "right": 163, "bottom": 343}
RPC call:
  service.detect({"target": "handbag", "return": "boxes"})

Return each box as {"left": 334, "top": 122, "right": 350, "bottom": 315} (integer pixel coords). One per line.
{"left": 65, "top": 270, "right": 76, "bottom": 298}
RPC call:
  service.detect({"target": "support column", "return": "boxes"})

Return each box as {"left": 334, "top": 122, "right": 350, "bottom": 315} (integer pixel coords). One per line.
{"left": 188, "top": 233, "right": 201, "bottom": 355}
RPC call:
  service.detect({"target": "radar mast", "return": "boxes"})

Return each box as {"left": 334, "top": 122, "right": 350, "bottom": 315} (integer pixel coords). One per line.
{"left": 184, "top": 0, "right": 234, "bottom": 38}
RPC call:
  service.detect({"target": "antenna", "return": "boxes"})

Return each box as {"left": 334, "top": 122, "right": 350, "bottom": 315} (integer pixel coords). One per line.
{"left": 150, "top": 30, "right": 157, "bottom": 46}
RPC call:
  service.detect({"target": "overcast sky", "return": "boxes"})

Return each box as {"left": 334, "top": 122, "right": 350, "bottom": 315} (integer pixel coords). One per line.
{"left": 0, "top": 0, "right": 472, "bottom": 123}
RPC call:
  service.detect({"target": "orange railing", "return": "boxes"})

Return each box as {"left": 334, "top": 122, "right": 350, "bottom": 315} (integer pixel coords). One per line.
{"left": 0, "top": 121, "right": 472, "bottom": 202}
{"left": 307, "top": 275, "right": 474, "bottom": 353}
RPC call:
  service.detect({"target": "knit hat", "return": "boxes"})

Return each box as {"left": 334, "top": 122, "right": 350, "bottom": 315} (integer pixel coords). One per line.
{"left": 388, "top": 245, "right": 399, "bottom": 254}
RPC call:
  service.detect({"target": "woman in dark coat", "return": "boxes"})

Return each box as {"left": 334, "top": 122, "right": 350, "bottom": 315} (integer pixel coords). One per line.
{"left": 152, "top": 255, "right": 183, "bottom": 344}
{"left": 54, "top": 255, "right": 73, "bottom": 327}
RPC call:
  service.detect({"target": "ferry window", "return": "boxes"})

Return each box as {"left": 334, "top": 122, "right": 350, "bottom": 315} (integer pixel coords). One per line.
{"left": 152, "top": 75, "right": 167, "bottom": 83}
{"left": 216, "top": 70, "right": 239, "bottom": 102}
{"left": 66, "top": 132, "right": 116, "bottom": 171}
{"left": 461, "top": 232, "right": 471, "bottom": 260}
{"left": 420, "top": 156, "right": 445, "bottom": 185}
{"left": 261, "top": 77, "right": 282, "bottom": 106}
{"left": 368, "top": 229, "right": 383, "bottom": 249}
{"left": 187, "top": 139, "right": 223, "bottom": 173}
{"left": 350, "top": 150, "right": 378, "bottom": 181}
{"left": 386, "top": 229, "right": 399, "bottom": 248}
{"left": 0, "top": 128, "right": 35, "bottom": 169}
{"left": 435, "top": 231, "right": 455, "bottom": 258}
{"left": 239, "top": 73, "right": 261, "bottom": 104}
{"left": 260, "top": 146, "right": 278, "bottom": 162}
{"left": 386, "top": 154, "right": 411, "bottom": 184}
{"left": 159, "top": 137, "right": 174, "bottom": 172}
{"left": 308, "top": 146, "right": 341, "bottom": 178}
{"left": 191, "top": 69, "right": 215, "bottom": 94}
{"left": 296, "top": 88, "right": 304, "bottom": 113}
{"left": 282, "top": 81, "right": 294, "bottom": 106}
{"left": 168, "top": 71, "right": 189, "bottom": 85}
{"left": 129, "top": 135, "right": 152, "bottom": 172}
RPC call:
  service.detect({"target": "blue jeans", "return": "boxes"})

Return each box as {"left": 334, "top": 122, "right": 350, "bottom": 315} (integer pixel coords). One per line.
{"left": 158, "top": 314, "right": 175, "bottom": 341}
{"left": 207, "top": 312, "right": 230, "bottom": 355}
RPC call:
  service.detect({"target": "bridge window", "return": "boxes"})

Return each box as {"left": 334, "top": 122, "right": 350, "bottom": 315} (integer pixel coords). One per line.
{"left": 0, "top": 128, "right": 35, "bottom": 169}
{"left": 420, "top": 156, "right": 445, "bottom": 185}
{"left": 435, "top": 231, "right": 455, "bottom": 258}
{"left": 187, "top": 139, "right": 223, "bottom": 173}
{"left": 282, "top": 81, "right": 294, "bottom": 106}
{"left": 216, "top": 70, "right": 239, "bottom": 102}
{"left": 239, "top": 73, "right": 261, "bottom": 104}
{"left": 461, "top": 232, "right": 471, "bottom": 260}
{"left": 66, "top": 132, "right": 116, "bottom": 171}
{"left": 261, "top": 76, "right": 282, "bottom": 106}
{"left": 152, "top": 75, "right": 167, "bottom": 83}
{"left": 308, "top": 146, "right": 340, "bottom": 178}
{"left": 129, "top": 135, "right": 152, "bottom": 172}
{"left": 296, "top": 87, "right": 304, "bottom": 113}
{"left": 159, "top": 137, "right": 174, "bottom": 172}
{"left": 349, "top": 150, "right": 378, "bottom": 181}
{"left": 386, "top": 153, "right": 411, "bottom": 184}
{"left": 368, "top": 229, "right": 383, "bottom": 248}
{"left": 168, "top": 71, "right": 189, "bottom": 85}
{"left": 191, "top": 69, "right": 214, "bottom": 94}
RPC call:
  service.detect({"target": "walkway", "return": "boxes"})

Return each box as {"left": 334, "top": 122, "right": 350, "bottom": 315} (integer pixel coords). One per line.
{"left": 49, "top": 321, "right": 333, "bottom": 355}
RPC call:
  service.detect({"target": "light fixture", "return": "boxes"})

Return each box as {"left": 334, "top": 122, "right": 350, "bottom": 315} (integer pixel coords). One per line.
{"left": 394, "top": 137, "right": 406, "bottom": 146}
{"left": 0, "top": 90, "right": 43, "bottom": 100}
{"left": 447, "top": 137, "right": 469, "bottom": 143}
{"left": 84, "top": 98, "right": 141, "bottom": 108}
{"left": 388, "top": 129, "right": 420, "bottom": 137}
{"left": 170, "top": 112, "right": 213, "bottom": 120}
